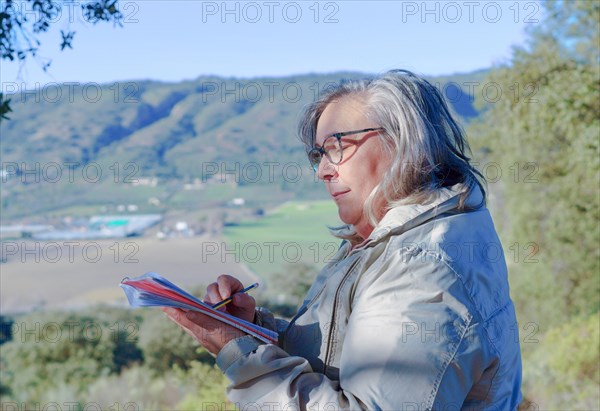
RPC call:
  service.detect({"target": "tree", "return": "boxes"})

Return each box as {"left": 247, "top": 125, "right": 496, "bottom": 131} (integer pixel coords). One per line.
{"left": 0, "top": 0, "right": 124, "bottom": 120}
{"left": 0, "top": 308, "right": 143, "bottom": 403}
{"left": 136, "top": 310, "right": 214, "bottom": 374}
{"left": 469, "top": 1, "right": 599, "bottom": 407}
{"left": 0, "top": 315, "right": 13, "bottom": 345}
{"left": 473, "top": 0, "right": 599, "bottom": 324}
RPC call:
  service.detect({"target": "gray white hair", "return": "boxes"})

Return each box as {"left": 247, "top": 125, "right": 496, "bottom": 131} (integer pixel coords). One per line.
{"left": 298, "top": 69, "right": 486, "bottom": 242}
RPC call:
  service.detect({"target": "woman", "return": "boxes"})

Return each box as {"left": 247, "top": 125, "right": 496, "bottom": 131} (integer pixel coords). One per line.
{"left": 164, "top": 70, "right": 523, "bottom": 410}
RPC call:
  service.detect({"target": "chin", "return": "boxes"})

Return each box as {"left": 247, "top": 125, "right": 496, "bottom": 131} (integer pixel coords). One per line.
{"left": 337, "top": 211, "right": 359, "bottom": 226}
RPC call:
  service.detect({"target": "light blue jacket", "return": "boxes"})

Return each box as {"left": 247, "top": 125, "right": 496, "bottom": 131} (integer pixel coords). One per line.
{"left": 216, "top": 183, "right": 523, "bottom": 410}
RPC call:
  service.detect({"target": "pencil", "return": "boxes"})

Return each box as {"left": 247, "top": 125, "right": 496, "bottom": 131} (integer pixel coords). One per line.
{"left": 211, "top": 282, "right": 259, "bottom": 309}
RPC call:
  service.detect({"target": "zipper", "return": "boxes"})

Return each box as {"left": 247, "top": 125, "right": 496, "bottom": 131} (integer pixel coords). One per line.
{"left": 283, "top": 248, "right": 348, "bottom": 333}
{"left": 282, "top": 277, "right": 329, "bottom": 344}
{"left": 323, "top": 256, "right": 362, "bottom": 374}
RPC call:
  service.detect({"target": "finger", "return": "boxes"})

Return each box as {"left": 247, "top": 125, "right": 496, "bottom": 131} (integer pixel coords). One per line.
{"left": 163, "top": 307, "right": 184, "bottom": 316}
{"left": 184, "top": 311, "right": 243, "bottom": 347}
{"left": 217, "top": 274, "right": 243, "bottom": 298}
{"left": 166, "top": 308, "right": 218, "bottom": 333}
{"left": 185, "top": 311, "right": 246, "bottom": 352}
{"left": 164, "top": 309, "right": 216, "bottom": 347}
{"left": 163, "top": 307, "right": 189, "bottom": 327}
{"left": 185, "top": 310, "right": 218, "bottom": 327}
{"left": 205, "top": 283, "right": 222, "bottom": 304}
{"left": 183, "top": 310, "right": 219, "bottom": 330}
{"left": 165, "top": 308, "right": 246, "bottom": 354}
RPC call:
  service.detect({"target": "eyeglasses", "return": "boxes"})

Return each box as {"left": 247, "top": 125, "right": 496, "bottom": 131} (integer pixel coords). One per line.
{"left": 307, "top": 127, "right": 384, "bottom": 172}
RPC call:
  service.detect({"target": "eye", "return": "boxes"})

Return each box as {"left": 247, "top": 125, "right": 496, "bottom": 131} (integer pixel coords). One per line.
{"left": 308, "top": 148, "right": 321, "bottom": 158}
{"left": 322, "top": 141, "right": 339, "bottom": 152}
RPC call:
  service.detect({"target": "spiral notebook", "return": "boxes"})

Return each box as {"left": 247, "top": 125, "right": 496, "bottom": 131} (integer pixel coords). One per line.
{"left": 120, "top": 272, "right": 278, "bottom": 344}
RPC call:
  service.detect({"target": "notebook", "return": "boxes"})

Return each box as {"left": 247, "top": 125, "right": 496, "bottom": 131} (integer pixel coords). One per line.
{"left": 120, "top": 272, "right": 278, "bottom": 344}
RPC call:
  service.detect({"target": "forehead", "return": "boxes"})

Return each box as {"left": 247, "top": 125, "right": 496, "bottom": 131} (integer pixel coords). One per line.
{"left": 315, "top": 97, "right": 370, "bottom": 145}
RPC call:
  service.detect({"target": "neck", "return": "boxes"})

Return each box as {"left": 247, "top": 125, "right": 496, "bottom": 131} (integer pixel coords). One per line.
{"left": 354, "top": 221, "right": 374, "bottom": 241}
{"left": 355, "top": 199, "right": 388, "bottom": 240}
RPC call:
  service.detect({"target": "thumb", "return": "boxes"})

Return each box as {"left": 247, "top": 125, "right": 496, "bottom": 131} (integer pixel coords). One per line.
{"left": 185, "top": 310, "right": 198, "bottom": 321}
{"left": 232, "top": 293, "right": 255, "bottom": 310}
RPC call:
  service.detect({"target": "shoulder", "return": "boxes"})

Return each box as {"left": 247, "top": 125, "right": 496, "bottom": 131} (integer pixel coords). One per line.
{"left": 361, "top": 208, "right": 511, "bottom": 322}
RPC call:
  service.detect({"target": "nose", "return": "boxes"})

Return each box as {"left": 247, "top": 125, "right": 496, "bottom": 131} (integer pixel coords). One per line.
{"left": 317, "top": 157, "right": 337, "bottom": 181}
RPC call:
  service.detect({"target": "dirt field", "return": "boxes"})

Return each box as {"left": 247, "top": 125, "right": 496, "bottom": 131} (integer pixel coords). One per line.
{"left": 0, "top": 236, "right": 258, "bottom": 314}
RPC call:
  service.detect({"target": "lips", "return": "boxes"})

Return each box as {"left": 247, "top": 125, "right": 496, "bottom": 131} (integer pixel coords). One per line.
{"left": 331, "top": 189, "right": 351, "bottom": 199}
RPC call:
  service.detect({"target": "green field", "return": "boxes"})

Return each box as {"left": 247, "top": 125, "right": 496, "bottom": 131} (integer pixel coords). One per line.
{"left": 167, "top": 183, "right": 295, "bottom": 209}
{"left": 222, "top": 200, "right": 341, "bottom": 282}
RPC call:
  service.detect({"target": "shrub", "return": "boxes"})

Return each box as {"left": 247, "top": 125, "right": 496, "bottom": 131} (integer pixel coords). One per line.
{"left": 0, "top": 307, "right": 143, "bottom": 403}
{"left": 524, "top": 312, "right": 600, "bottom": 409}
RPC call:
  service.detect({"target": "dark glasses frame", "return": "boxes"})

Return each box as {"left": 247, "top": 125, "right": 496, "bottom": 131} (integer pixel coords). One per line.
{"left": 307, "top": 127, "right": 385, "bottom": 172}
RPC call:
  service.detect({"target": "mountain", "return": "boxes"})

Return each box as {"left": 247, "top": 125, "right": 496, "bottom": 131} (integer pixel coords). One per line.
{"left": 0, "top": 70, "right": 487, "bottom": 220}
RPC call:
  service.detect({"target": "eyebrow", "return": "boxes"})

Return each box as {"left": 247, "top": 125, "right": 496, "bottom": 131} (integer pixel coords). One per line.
{"left": 313, "top": 127, "right": 383, "bottom": 148}
{"left": 314, "top": 131, "right": 342, "bottom": 147}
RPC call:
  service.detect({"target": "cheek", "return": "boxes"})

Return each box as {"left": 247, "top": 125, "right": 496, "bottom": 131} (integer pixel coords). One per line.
{"left": 374, "top": 152, "right": 393, "bottom": 181}
{"left": 366, "top": 161, "right": 388, "bottom": 189}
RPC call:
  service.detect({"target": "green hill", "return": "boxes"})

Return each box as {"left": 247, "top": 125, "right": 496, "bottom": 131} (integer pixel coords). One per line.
{"left": 0, "top": 70, "right": 486, "bottom": 220}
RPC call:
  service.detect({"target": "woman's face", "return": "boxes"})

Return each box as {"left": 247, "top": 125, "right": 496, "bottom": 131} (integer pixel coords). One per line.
{"left": 315, "top": 97, "right": 392, "bottom": 239}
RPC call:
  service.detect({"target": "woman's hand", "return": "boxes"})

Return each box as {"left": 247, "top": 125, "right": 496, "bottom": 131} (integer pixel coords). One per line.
{"left": 162, "top": 274, "right": 257, "bottom": 355}
{"left": 204, "top": 274, "right": 257, "bottom": 323}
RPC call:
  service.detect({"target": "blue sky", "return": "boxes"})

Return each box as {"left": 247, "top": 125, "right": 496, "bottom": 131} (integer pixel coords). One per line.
{"left": 2, "top": 1, "right": 543, "bottom": 90}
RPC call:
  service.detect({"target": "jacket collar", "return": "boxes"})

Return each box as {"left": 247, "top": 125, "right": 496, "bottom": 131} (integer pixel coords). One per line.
{"left": 345, "top": 182, "right": 484, "bottom": 255}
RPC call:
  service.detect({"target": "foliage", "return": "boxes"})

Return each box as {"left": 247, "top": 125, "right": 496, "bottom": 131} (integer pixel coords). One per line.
{"left": 532, "top": 0, "right": 599, "bottom": 64}
{"left": 85, "top": 364, "right": 186, "bottom": 410}
{"left": 0, "top": 306, "right": 234, "bottom": 407}
{"left": 0, "top": 308, "right": 143, "bottom": 404}
{"left": 468, "top": 0, "right": 599, "bottom": 407}
{"left": 0, "top": 0, "right": 123, "bottom": 63}
{"left": 525, "top": 313, "right": 599, "bottom": 409}
{"left": 0, "top": 92, "right": 12, "bottom": 120}
{"left": 0, "top": 72, "right": 479, "bottom": 220}
{"left": 136, "top": 310, "right": 214, "bottom": 374}
{"left": 173, "top": 361, "right": 231, "bottom": 410}
{"left": 0, "top": 315, "right": 14, "bottom": 345}
{"left": 471, "top": 0, "right": 599, "bottom": 327}
{"left": 0, "top": 0, "right": 124, "bottom": 119}
{"left": 270, "top": 262, "right": 318, "bottom": 307}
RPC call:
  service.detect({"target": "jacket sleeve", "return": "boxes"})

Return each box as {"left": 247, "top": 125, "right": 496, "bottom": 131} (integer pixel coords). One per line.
{"left": 216, "top": 248, "right": 488, "bottom": 410}
{"left": 254, "top": 306, "right": 290, "bottom": 348}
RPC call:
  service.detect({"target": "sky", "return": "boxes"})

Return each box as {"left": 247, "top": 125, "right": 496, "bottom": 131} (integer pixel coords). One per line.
{"left": 1, "top": 1, "right": 544, "bottom": 90}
